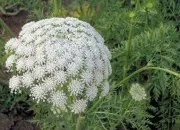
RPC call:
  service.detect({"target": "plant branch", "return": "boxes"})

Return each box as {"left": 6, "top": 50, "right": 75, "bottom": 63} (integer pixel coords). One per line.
{"left": 117, "top": 66, "right": 180, "bottom": 87}
{"left": 123, "top": 22, "right": 134, "bottom": 79}
{"left": 53, "top": 0, "right": 62, "bottom": 17}
{"left": 87, "top": 97, "right": 104, "bottom": 113}
{"left": 53, "top": 0, "right": 59, "bottom": 16}
{"left": 75, "top": 113, "right": 85, "bottom": 130}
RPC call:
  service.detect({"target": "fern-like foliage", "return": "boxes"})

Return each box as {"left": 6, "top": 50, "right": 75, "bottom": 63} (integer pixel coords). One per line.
{"left": 86, "top": 91, "right": 153, "bottom": 130}
{"left": 91, "top": 0, "right": 180, "bottom": 129}
{"left": 112, "top": 21, "right": 180, "bottom": 130}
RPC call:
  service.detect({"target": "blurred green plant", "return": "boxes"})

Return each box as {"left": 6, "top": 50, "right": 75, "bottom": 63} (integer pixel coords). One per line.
{"left": 27, "top": 0, "right": 53, "bottom": 21}
{"left": 0, "top": 0, "right": 26, "bottom": 16}
{"left": 0, "top": 84, "right": 31, "bottom": 114}
{"left": 69, "top": 1, "right": 96, "bottom": 22}
{"left": 103, "top": 0, "right": 180, "bottom": 129}
{"left": 0, "top": 18, "right": 14, "bottom": 84}
{"left": 0, "top": 0, "right": 52, "bottom": 21}
{"left": 0, "top": 15, "right": 32, "bottom": 118}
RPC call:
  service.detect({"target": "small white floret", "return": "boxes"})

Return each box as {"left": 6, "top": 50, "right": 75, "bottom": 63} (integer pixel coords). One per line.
{"left": 69, "top": 80, "right": 84, "bottom": 95}
{"left": 71, "top": 99, "right": 87, "bottom": 114}
{"left": 9, "top": 76, "right": 21, "bottom": 93}
{"left": 81, "top": 70, "right": 93, "bottom": 84}
{"left": 50, "top": 91, "right": 67, "bottom": 108}
{"left": 5, "top": 55, "right": 16, "bottom": 69}
{"left": 22, "top": 73, "right": 34, "bottom": 87}
{"left": 30, "top": 85, "right": 46, "bottom": 103}
{"left": 86, "top": 85, "right": 98, "bottom": 101}
{"left": 16, "top": 58, "right": 25, "bottom": 71}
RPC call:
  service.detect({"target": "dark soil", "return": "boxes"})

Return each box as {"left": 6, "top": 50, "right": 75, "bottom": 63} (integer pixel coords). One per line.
{"left": 1, "top": 11, "right": 28, "bottom": 36}
{"left": 0, "top": 113, "right": 39, "bottom": 130}
{"left": 0, "top": 113, "right": 13, "bottom": 130}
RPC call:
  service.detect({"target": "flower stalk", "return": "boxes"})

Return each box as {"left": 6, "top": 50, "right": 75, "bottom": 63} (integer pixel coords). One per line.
{"left": 122, "top": 0, "right": 141, "bottom": 85}
{"left": 123, "top": 21, "right": 134, "bottom": 80}
{"left": 87, "top": 97, "right": 104, "bottom": 113}
{"left": 117, "top": 66, "right": 180, "bottom": 87}
{"left": 145, "top": 8, "right": 149, "bottom": 29}
{"left": 75, "top": 114, "right": 85, "bottom": 130}
{"left": 53, "top": 0, "right": 62, "bottom": 17}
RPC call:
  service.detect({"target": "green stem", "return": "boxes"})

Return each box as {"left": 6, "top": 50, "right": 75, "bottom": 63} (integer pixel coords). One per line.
{"left": 0, "top": 18, "right": 15, "bottom": 37}
{"left": 53, "top": 0, "right": 62, "bottom": 17}
{"left": 0, "top": 34, "right": 6, "bottom": 42}
{"left": 123, "top": 0, "right": 140, "bottom": 81}
{"left": 123, "top": 21, "right": 134, "bottom": 79}
{"left": 117, "top": 66, "right": 180, "bottom": 86}
{"left": 145, "top": 8, "right": 149, "bottom": 29}
{"left": 75, "top": 114, "right": 85, "bottom": 130}
{"left": 87, "top": 97, "right": 103, "bottom": 113}
{"left": 53, "top": 0, "right": 59, "bottom": 17}
{"left": 135, "top": 0, "right": 140, "bottom": 10}
{"left": 123, "top": 99, "right": 132, "bottom": 116}
{"left": 59, "top": 0, "right": 62, "bottom": 16}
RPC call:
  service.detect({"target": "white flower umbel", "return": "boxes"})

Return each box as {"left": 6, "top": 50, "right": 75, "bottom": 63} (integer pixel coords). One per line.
{"left": 50, "top": 91, "right": 67, "bottom": 109}
{"left": 86, "top": 85, "right": 98, "bottom": 101}
{"left": 5, "top": 55, "right": 16, "bottom": 69}
{"left": 9, "top": 76, "right": 22, "bottom": 93}
{"left": 5, "top": 17, "right": 111, "bottom": 114}
{"left": 69, "top": 80, "right": 84, "bottom": 95}
{"left": 129, "top": 83, "right": 146, "bottom": 101}
{"left": 71, "top": 99, "right": 87, "bottom": 114}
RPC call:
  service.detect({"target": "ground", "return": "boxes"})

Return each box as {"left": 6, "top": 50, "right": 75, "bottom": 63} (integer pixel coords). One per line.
{"left": 1, "top": 11, "right": 28, "bottom": 36}
{"left": 0, "top": 113, "right": 38, "bottom": 130}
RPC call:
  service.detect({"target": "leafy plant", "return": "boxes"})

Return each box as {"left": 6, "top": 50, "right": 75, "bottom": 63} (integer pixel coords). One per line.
{"left": 0, "top": 17, "right": 31, "bottom": 117}
{"left": 98, "top": 0, "right": 180, "bottom": 129}
{"left": 0, "top": 0, "right": 180, "bottom": 130}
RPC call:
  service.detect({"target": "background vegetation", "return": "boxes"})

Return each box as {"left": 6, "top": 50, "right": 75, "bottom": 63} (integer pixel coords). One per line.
{"left": 0, "top": 0, "right": 180, "bottom": 130}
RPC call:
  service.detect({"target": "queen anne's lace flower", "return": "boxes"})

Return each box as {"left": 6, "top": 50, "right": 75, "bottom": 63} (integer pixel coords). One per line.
{"left": 5, "top": 17, "right": 111, "bottom": 114}
{"left": 129, "top": 83, "right": 146, "bottom": 101}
